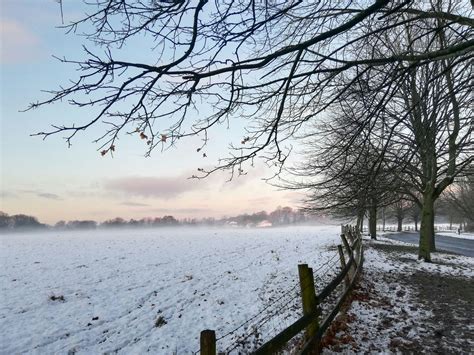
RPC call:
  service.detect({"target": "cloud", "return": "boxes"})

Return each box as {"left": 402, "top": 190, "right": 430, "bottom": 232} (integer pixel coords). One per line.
{"left": 18, "top": 189, "right": 37, "bottom": 194}
{"left": 104, "top": 175, "right": 208, "bottom": 199}
{"left": 0, "top": 19, "right": 42, "bottom": 64}
{"left": 150, "top": 207, "right": 211, "bottom": 214}
{"left": 37, "top": 192, "right": 62, "bottom": 200}
{"left": 120, "top": 201, "right": 151, "bottom": 207}
{"left": 0, "top": 190, "right": 17, "bottom": 199}
{"left": 18, "top": 189, "right": 62, "bottom": 200}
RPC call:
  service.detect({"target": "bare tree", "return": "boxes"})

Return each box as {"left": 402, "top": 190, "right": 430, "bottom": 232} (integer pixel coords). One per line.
{"left": 28, "top": 1, "right": 473, "bottom": 179}
{"left": 345, "top": 5, "right": 471, "bottom": 261}
{"left": 440, "top": 169, "right": 474, "bottom": 231}
{"left": 281, "top": 103, "right": 398, "bottom": 239}
{"left": 378, "top": 19, "right": 473, "bottom": 260}
{"left": 390, "top": 197, "right": 412, "bottom": 232}
{"left": 281, "top": 2, "right": 472, "bottom": 261}
{"left": 407, "top": 201, "right": 421, "bottom": 231}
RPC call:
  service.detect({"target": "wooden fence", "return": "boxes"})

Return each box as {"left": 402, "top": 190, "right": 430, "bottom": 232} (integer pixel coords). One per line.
{"left": 198, "top": 225, "right": 364, "bottom": 354}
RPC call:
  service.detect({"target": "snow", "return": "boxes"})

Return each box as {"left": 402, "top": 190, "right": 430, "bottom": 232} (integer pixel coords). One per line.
{"left": 0, "top": 225, "right": 342, "bottom": 354}
{"left": 323, "top": 236, "right": 474, "bottom": 354}
{"left": 371, "top": 237, "right": 474, "bottom": 277}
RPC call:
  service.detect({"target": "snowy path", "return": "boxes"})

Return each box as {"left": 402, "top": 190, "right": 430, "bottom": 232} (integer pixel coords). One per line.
{"left": 323, "top": 237, "right": 474, "bottom": 354}
{"left": 0, "top": 226, "right": 341, "bottom": 354}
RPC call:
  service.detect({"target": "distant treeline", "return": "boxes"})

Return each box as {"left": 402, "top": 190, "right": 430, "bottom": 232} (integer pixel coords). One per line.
{"left": 0, "top": 207, "right": 324, "bottom": 232}
{"left": 0, "top": 212, "right": 48, "bottom": 230}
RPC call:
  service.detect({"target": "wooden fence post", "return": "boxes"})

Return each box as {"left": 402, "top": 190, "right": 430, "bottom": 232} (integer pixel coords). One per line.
{"left": 340, "top": 233, "right": 351, "bottom": 256}
{"left": 200, "top": 329, "right": 216, "bottom": 355}
{"left": 341, "top": 233, "right": 357, "bottom": 277}
{"left": 298, "top": 264, "right": 319, "bottom": 340}
{"left": 346, "top": 228, "right": 354, "bottom": 244}
{"left": 337, "top": 245, "right": 350, "bottom": 289}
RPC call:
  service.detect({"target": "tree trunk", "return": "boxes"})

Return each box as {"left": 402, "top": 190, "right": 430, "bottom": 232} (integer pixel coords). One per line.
{"left": 429, "top": 208, "right": 436, "bottom": 252}
{"left": 356, "top": 209, "right": 364, "bottom": 233}
{"left": 419, "top": 191, "right": 434, "bottom": 262}
{"left": 397, "top": 216, "right": 403, "bottom": 232}
{"left": 369, "top": 205, "right": 377, "bottom": 240}
{"left": 382, "top": 207, "right": 386, "bottom": 231}
{"left": 414, "top": 216, "right": 418, "bottom": 231}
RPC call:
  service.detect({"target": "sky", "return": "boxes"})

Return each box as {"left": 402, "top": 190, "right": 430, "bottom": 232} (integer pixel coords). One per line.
{"left": 0, "top": 0, "right": 304, "bottom": 224}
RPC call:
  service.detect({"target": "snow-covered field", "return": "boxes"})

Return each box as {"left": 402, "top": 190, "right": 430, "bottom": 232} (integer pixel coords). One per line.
{"left": 0, "top": 226, "right": 342, "bottom": 354}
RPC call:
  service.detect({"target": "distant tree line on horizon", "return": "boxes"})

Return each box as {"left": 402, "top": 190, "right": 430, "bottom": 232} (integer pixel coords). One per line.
{"left": 0, "top": 212, "right": 48, "bottom": 231}
{"left": 2, "top": 198, "right": 471, "bottom": 233}
{"left": 0, "top": 206, "right": 326, "bottom": 232}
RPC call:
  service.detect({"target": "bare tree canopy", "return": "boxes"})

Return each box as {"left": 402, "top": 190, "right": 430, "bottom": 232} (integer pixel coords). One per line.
{"left": 269, "top": 0, "right": 472, "bottom": 259}
{"left": 30, "top": 0, "right": 473, "bottom": 177}
{"left": 440, "top": 168, "right": 474, "bottom": 229}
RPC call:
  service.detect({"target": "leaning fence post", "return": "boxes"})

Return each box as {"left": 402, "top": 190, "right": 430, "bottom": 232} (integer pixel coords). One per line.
{"left": 341, "top": 233, "right": 357, "bottom": 277}
{"left": 200, "top": 330, "right": 216, "bottom": 355}
{"left": 337, "top": 245, "right": 350, "bottom": 289}
{"left": 298, "top": 264, "right": 319, "bottom": 340}
{"left": 346, "top": 228, "right": 354, "bottom": 244}
{"left": 340, "top": 233, "right": 351, "bottom": 256}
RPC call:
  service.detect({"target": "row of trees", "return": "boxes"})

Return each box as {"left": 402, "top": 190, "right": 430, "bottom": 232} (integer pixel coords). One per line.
{"left": 0, "top": 212, "right": 47, "bottom": 230}
{"left": 0, "top": 213, "right": 183, "bottom": 231}
{"left": 0, "top": 206, "right": 316, "bottom": 231}
{"left": 54, "top": 215, "right": 179, "bottom": 229}
{"left": 370, "top": 185, "right": 474, "bottom": 233}
{"left": 281, "top": 1, "right": 473, "bottom": 261}
{"left": 439, "top": 175, "right": 474, "bottom": 231}
{"left": 218, "top": 206, "right": 312, "bottom": 226}
{"left": 54, "top": 208, "right": 306, "bottom": 229}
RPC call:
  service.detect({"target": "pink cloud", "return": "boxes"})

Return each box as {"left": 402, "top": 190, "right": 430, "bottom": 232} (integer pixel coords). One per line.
{"left": 104, "top": 175, "right": 208, "bottom": 199}
{"left": 150, "top": 207, "right": 211, "bottom": 214}
{"left": 1, "top": 19, "right": 41, "bottom": 64}
{"left": 119, "top": 201, "right": 151, "bottom": 207}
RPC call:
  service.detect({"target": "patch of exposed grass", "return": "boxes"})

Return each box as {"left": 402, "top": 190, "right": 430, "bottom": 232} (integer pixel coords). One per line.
{"left": 155, "top": 316, "right": 167, "bottom": 328}
{"left": 49, "top": 294, "right": 65, "bottom": 302}
{"left": 371, "top": 243, "right": 419, "bottom": 255}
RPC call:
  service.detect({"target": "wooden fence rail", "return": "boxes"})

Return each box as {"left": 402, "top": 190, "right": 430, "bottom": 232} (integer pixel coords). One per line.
{"left": 199, "top": 225, "right": 363, "bottom": 355}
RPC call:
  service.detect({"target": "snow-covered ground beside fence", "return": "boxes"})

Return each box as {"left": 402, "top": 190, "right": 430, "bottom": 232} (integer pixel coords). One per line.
{"left": 323, "top": 236, "right": 474, "bottom": 354}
